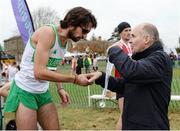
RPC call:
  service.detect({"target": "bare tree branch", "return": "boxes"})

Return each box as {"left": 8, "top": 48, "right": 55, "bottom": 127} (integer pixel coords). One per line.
{"left": 32, "top": 7, "right": 59, "bottom": 30}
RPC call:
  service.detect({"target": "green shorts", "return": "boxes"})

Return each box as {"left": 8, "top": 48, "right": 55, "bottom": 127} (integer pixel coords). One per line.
{"left": 5, "top": 80, "right": 53, "bottom": 112}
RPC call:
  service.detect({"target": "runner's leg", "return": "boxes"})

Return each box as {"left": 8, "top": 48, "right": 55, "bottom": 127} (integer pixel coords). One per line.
{"left": 16, "top": 103, "right": 37, "bottom": 130}
{"left": 37, "top": 102, "right": 59, "bottom": 130}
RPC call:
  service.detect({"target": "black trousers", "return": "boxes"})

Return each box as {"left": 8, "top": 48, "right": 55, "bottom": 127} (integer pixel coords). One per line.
{"left": 76, "top": 66, "right": 82, "bottom": 74}
{"left": 122, "top": 120, "right": 169, "bottom": 130}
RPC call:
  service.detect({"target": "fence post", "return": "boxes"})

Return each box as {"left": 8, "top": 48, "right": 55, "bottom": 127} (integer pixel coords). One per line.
{"left": 87, "top": 86, "right": 91, "bottom": 107}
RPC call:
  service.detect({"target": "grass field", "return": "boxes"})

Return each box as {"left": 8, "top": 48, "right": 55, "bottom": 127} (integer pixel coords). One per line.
{"left": 58, "top": 108, "right": 180, "bottom": 130}
{"left": 4, "top": 61, "right": 180, "bottom": 129}
{"left": 4, "top": 108, "right": 180, "bottom": 130}
{"left": 51, "top": 61, "right": 180, "bottom": 129}
{"left": 51, "top": 62, "right": 180, "bottom": 109}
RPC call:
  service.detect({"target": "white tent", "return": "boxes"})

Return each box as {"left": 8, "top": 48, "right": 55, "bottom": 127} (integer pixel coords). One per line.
{"left": 64, "top": 51, "right": 86, "bottom": 59}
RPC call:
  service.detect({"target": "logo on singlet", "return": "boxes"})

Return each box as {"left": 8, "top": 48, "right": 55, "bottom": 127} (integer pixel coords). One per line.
{"left": 53, "top": 50, "right": 57, "bottom": 54}
{"left": 47, "top": 57, "right": 61, "bottom": 68}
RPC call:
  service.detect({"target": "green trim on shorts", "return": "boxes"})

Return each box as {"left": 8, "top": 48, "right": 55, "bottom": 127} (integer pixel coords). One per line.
{"left": 4, "top": 80, "right": 53, "bottom": 112}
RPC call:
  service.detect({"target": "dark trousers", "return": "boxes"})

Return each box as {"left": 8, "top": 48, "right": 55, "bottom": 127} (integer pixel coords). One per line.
{"left": 76, "top": 66, "right": 82, "bottom": 74}
{"left": 122, "top": 121, "right": 169, "bottom": 130}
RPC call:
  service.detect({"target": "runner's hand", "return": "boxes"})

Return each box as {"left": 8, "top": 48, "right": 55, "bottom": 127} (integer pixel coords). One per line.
{"left": 58, "top": 88, "right": 70, "bottom": 107}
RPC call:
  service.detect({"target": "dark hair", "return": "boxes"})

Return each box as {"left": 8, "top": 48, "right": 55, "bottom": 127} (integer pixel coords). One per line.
{"left": 117, "top": 22, "right": 131, "bottom": 33}
{"left": 60, "top": 7, "right": 97, "bottom": 29}
{"left": 12, "top": 61, "right": 16, "bottom": 66}
{"left": 1, "top": 72, "right": 6, "bottom": 77}
{"left": 17, "top": 65, "right": 20, "bottom": 71}
{"left": 0, "top": 62, "right": 2, "bottom": 70}
{"left": 5, "top": 119, "right": 17, "bottom": 130}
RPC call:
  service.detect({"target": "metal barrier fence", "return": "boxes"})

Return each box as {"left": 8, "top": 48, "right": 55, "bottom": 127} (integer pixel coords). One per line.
{"left": 50, "top": 78, "right": 180, "bottom": 109}
{"left": 0, "top": 62, "right": 180, "bottom": 129}
{"left": 49, "top": 82, "right": 117, "bottom": 108}
{"left": 173, "top": 60, "right": 180, "bottom": 68}
{"left": 169, "top": 78, "right": 180, "bottom": 110}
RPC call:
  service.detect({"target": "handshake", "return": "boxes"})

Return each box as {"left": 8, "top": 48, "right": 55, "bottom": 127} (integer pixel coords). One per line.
{"left": 72, "top": 45, "right": 120, "bottom": 86}
{"left": 74, "top": 71, "right": 103, "bottom": 86}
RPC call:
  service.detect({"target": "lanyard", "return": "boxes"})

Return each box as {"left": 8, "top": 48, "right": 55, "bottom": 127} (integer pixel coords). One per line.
{"left": 119, "top": 40, "right": 132, "bottom": 57}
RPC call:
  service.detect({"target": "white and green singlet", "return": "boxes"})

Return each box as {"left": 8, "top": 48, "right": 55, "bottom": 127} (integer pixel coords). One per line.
{"left": 15, "top": 24, "right": 67, "bottom": 93}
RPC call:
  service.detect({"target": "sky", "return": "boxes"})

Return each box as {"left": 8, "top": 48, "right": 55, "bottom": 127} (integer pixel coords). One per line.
{"left": 0, "top": 0, "right": 180, "bottom": 48}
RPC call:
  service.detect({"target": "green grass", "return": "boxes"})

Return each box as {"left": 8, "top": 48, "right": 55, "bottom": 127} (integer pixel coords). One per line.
{"left": 50, "top": 62, "right": 180, "bottom": 109}
{"left": 58, "top": 108, "right": 180, "bottom": 130}
{"left": 52, "top": 60, "right": 117, "bottom": 108}
{"left": 173, "top": 67, "right": 180, "bottom": 78}
{"left": 48, "top": 62, "right": 180, "bottom": 129}
{"left": 4, "top": 108, "right": 180, "bottom": 130}
{"left": 4, "top": 61, "right": 180, "bottom": 129}
{"left": 50, "top": 82, "right": 117, "bottom": 108}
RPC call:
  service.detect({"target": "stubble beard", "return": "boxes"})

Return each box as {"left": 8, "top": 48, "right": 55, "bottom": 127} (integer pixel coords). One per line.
{"left": 68, "top": 30, "right": 81, "bottom": 42}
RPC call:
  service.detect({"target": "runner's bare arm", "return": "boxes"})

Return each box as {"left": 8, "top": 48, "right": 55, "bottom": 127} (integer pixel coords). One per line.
{"left": 33, "top": 27, "right": 75, "bottom": 83}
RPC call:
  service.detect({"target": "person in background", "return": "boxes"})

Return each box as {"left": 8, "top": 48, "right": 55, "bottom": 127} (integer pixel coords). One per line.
{"left": 89, "top": 23, "right": 172, "bottom": 130}
{"left": 4, "top": 6, "right": 97, "bottom": 130}
{"left": 0, "top": 72, "right": 7, "bottom": 87}
{"left": 169, "top": 51, "right": 177, "bottom": 67}
{"left": 0, "top": 61, "right": 19, "bottom": 97}
{"left": 92, "top": 54, "right": 98, "bottom": 71}
{"left": 76, "top": 55, "right": 84, "bottom": 74}
{"left": 7, "top": 61, "right": 19, "bottom": 82}
{"left": 0, "top": 62, "right": 13, "bottom": 95}
{"left": 84, "top": 55, "right": 91, "bottom": 73}
{"left": 61, "top": 58, "right": 65, "bottom": 66}
{"left": 2, "top": 61, "right": 8, "bottom": 79}
{"left": 71, "top": 56, "right": 77, "bottom": 74}
{"left": 0, "top": 61, "right": 3, "bottom": 71}
{"left": 113, "top": 22, "right": 132, "bottom": 130}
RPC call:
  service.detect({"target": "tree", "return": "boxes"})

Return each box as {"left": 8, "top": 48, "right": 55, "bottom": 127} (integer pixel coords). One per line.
{"left": 90, "top": 33, "right": 97, "bottom": 41}
{"left": 0, "top": 44, "right": 4, "bottom": 69}
{"left": 108, "top": 27, "right": 120, "bottom": 43}
{"left": 175, "top": 36, "right": 180, "bottom": 53}
{"left": 71, "top": 39, "right": 112, "bottom": 55}
{"left": 0, "top": 44, "right": 3, "bottom": 52}
{"left": 32, "top": 7, "right": 59, "bottom": 30}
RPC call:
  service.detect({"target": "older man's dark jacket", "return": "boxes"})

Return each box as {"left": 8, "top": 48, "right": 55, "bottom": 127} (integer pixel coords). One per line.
{"left": 95, "top": 41, "right": 172, "bottom": 130}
